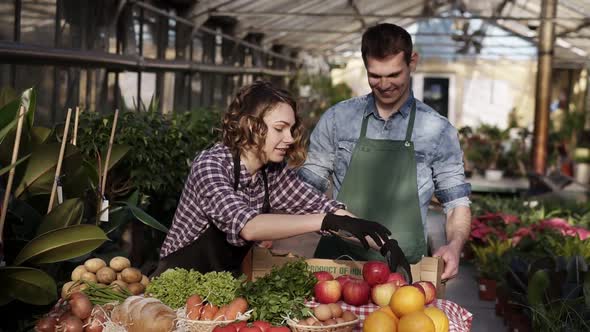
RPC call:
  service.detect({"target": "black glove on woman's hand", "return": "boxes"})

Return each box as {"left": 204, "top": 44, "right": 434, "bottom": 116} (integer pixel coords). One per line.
{"left": 321, "top": 214, "right": 392, "bottom": 249}
{"left": 380, "top": 238, "right": 413, "bottom": 284}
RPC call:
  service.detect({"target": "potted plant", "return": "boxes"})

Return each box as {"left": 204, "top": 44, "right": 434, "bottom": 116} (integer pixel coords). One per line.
{"left": 573, "top": 147, "right": 590, "bottom": 185}
{"left": 471, "top": 238, "right": 513, "bottom": 301}
{"left": 477, "top": 125, "right": 509, "bottom": 181}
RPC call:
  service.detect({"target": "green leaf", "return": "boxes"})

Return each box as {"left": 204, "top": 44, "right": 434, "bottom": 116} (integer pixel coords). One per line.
{"left": 0, "top": 267, "right": 56, "bottom": 305}
{"left": 584, "top": 271, "right": 590, "bottom": 310}
{"left": 14, "top": 224, "right": 109, "bottom": 265}
{"left": 36, "top": 198, "right": 85, "bottom": 236}
{"left": 124, "top": 203, "right": 168, "bottom": 233}
{"left": 30, "top": 127, "right": 52, "bottom": 145}
{"left": 0, "top": 154, "right": 30, "bottom": 176}
{"left": 14, "top": 143, "right": 80, "bottom": 197}
{"left": 528, "top": 269, "right": 550, "bottom": 310}
{"left": 0, "top": 116, "right": 18, "bottom": 146}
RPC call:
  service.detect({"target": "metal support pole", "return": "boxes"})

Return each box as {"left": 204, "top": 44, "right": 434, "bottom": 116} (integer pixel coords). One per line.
{"left": 11, "top": 0, "right": 21, "bottom": 89}
{"left": 532, "top": 0, "right": 557, "bottom": 175}
{"left": 137, "top": 7, "right": 143, "bottom": 111}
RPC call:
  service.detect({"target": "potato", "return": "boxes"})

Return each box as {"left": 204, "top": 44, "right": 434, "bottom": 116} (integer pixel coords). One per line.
{"left": 61, "top": 281, "right": 77, "bottom": 299}
{"left": 313, "top": 304, "right": 332, "bottom": 321}
{"left": 110, "top": 280, "right": 129, "bottom": 293}
{"left": 84, "top": 258, "right": 106, "bottom": 273}
{"left": 71, "top": 265, "right": 87, "bottom": 281}
{"left": 96, "top": 267, "right": 117, "bottom": 284}
{"left": 62, "top": 281, "right": 88, "bottom": 299}
{"left": 140, "top": 275, "right": 149, "bottom": 288}
{"left": 116, "top": 273, "right": 122, "bottom": 281}
{"left": 109, "top": 256, "right": 131, "bottom": 272}
{"left": 121, "top": 267, "right": 142, "bottom": 283}
{"left": 127, "top": 282, "right": 145, "bottom": 295}
{"left": 328, "top": 303, "right": 343, "bottom": 318}
{"left": 80, "top": 272, "right": 97, "bottom": 283}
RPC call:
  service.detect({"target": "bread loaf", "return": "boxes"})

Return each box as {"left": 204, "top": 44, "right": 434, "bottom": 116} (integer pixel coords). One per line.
{"left": 111, "top": 296, "right": 176, "bottom": 332}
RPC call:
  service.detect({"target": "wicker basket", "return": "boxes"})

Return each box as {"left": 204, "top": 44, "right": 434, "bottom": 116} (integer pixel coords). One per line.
{"left": 177, "top": 318, "right": 240, "bottom": 332}
{"left": 287, "top": 319, "right": 359, "bottom": 332}
{"left": 175, "top": 307, "right": 250, "bottom": 332}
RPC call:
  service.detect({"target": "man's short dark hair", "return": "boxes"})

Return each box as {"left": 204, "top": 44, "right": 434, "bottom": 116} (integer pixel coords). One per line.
{"left": 361, "top": 23, "right": 413, "bottom": 65}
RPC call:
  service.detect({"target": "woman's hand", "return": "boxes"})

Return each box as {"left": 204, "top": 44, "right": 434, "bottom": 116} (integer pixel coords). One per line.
{"left": 257, "top": 240, "right": 273, "bottom": 248}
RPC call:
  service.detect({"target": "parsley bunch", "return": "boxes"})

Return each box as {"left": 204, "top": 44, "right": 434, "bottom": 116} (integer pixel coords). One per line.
{"left": 239, "top": 260, "right": 316, "bottom": 325}
{"left": 146, "top": 268, "right": 242, "bottom": 309}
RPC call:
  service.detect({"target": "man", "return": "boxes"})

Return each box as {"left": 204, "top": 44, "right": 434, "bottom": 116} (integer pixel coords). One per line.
{"left": 299, "top": 23, "right": 471, "bottom": 280}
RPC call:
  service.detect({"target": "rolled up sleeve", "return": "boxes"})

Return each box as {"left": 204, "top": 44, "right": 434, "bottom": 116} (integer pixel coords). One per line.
{"left": 299, "top": 109, "right": 337, "bottom": 193}
{"left": 195, "top": 159, "right": 260, "bottom": 246}
{"left": 432, "top": 125, "right": 472, "bottom": 212}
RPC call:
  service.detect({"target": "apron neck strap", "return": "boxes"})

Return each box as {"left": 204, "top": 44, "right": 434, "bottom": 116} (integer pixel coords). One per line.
{"left": 233, "top": 151, "right": 271, "bottom": 213}
{"left": 360, "top": 99, "right": 417, "bottom": 145}
{"left": 405, "top": 100, "right": 417, "bottom": 144}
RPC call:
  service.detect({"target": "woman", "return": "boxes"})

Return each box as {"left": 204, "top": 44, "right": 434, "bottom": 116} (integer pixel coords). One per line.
{"left": 155, "top": 81, "right": 392, "bottom": 276}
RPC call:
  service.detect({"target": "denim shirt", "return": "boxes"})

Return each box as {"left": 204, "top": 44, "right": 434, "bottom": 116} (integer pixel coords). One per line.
{"left": 299, "top": 92, "right": 471, "bottom": 229}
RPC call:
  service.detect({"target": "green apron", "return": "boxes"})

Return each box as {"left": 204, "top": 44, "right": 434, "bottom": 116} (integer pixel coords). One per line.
{"left": 314, "top": 100, "right": 426, "bottom": 263}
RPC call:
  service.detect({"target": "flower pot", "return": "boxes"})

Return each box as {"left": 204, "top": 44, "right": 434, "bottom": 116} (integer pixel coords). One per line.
{"left": 495, "top": 289, "right": 508, "bottom": 316}
{"left": 484, "top": 169, "right": 504, "bottom": 181}
{"left": 460, "top": 245, "right": 474, "bottom": 261}
{"left": 478, "top": 277, "right": 497, "bottom": 301}
{"left": 574, "top": 162, "right": 590, "bottom": 185}
{"left": 508, "top": 311, "right": 531, "bottom": 332}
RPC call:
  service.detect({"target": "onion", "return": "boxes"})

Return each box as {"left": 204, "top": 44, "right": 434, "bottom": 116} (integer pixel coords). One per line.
{"left": 69, "top": 292, "right": 92, "bottom": 320}
{"left": 35, "top": 317, "right": 57, "bottom": 332}
{"left": 84, "top": 311, "right": 106, "bottom": 332}
{"left": 58, "top": 316, "right": 84, "bottom": 332}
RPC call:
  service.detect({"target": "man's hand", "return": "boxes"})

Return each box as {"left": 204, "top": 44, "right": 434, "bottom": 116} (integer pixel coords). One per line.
{"left": 321, "top": 214, "right": 391, "bottom": 249}
{"left": 432, "top": 242, "right": 462, "bottom": 279}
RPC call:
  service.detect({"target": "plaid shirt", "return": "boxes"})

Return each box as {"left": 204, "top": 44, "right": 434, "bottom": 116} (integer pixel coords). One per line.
{"left": 160, "top": 143, "right": 345, "bottom": 258}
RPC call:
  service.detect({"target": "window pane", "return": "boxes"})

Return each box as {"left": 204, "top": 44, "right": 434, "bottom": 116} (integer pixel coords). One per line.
{"left": 0, "top": 2, "right": 14, "bottom": 41}
{"left": 21, "top": 0, "right": 56, "bottom": 47}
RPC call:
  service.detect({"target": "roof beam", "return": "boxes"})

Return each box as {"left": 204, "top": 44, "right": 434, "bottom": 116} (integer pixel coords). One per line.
{"left": 210, "top": 10, "right": 589, "bottom": 22}
{"left": 556, "top": 18, "right": 590, "bottom": 37}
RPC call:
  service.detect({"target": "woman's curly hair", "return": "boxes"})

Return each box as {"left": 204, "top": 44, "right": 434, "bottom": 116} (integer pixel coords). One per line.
{"left": 222, "top": 81, "right": 307, "bottom": 167}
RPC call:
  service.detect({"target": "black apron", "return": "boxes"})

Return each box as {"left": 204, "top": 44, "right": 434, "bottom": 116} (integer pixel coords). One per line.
{"left": 152, "top": 152, "right": 270, "bottom": 277}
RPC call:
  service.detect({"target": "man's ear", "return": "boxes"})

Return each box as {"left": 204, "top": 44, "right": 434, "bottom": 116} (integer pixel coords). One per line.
{"left": 409, "top": 52, "right": 419, "bottom": 72}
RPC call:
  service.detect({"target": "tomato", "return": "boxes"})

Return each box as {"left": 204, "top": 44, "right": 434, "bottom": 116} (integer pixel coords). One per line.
{"left": 228, "top": 321, "right": 248, "bottom": 331}
{"left": 239, "top": 326, "right": 262, "bottom": 332}
{"left": 267, "top": 326, "right": 291, "bottom": 332}
{"left": 213, "top": 325, "right": 237, "bottom": 332}
{"left": 252, "top": 321, "right": 272, "bottom": 332}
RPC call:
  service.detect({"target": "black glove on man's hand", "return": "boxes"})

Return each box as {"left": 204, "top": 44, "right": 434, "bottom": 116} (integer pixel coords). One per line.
{"left": 380, "top": 238, "right": 412, "bottom": 284}
{"left": 321, "top": 214, "right": 391, "bottom": 249}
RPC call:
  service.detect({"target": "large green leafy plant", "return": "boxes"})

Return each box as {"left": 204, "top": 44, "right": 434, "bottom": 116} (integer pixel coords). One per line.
{"left": 0, "top": 88, "right": 166, "bottom": 310}
{"left": 76, "top": 107, "right": 221, "bottom": 223}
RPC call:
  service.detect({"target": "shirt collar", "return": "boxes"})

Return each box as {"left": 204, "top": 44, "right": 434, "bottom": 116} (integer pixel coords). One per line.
{"left": 364, "top": 90, "right": 415, "bottom": 120}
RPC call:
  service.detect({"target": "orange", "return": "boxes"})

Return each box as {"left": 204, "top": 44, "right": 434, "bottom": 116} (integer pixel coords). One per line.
{"left": 423, "top": 307, "right": 449, "bottom": 332}
{"left": 389, "top": 286, "right": 425, "bottom": 317}
{"left": 362, "top": 311, "right": 397, "bottom": 332}
{"left": 377, "top": 306, "right": 399, "bottom": 325}
{"left": 397, "top": 311, "right": 435, "bottom": 332}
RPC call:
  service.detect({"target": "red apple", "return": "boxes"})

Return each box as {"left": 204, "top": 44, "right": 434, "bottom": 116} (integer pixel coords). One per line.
{"left": 314, "top": 280, "right": 342, "bottom": 304}
{"left": 336, "top": 275, "right": 357, "bottom": 288}
{"left": 371, "top": 282, "right": 398, "bottom": 307}
{"left": 386, "top": 272, "right": 408, "bottom": 286}
{"left": 342, "top": 279, "right": 370, "bottom": 306}
{"left": 415, "top": 281, "right": 436, "bottom": 304}
{"left": 412, "top": 283, "right": 426, "bottom": 297}
{"left": 362, "top": 261, "right": 391, "bottom": 286}
{"left": 313, "top": 271, "right": 334, "bottom": 283}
